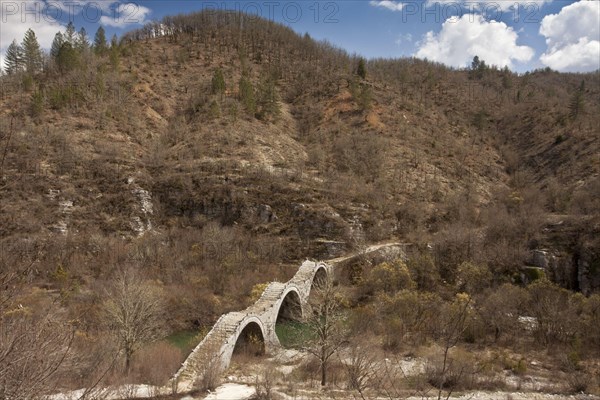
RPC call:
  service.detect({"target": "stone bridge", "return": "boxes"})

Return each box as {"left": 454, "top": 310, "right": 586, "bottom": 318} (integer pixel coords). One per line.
{"left": 172, "top": 260, "right": 330, "bottom": 392}
{"left": 172, "top": 243, "right": 408, "bottom": 393}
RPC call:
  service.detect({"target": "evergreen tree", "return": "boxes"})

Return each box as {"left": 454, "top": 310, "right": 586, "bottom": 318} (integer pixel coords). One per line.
{"left": 56, "top": 42, "right": 79, "bottom": 73}
{"left": 469, "top": 55, "right": 487, "bottom": 79}
{"left": 21, "top": 29, "right": 43, "bottom": 74}
{"left": 65, "top": 21, "right": 76, "bottom": 44}
{"left": 4, "top": 39, "right": 24, "bottom": 75}
{"left": 239, "top": 74, "right": 255, "bottom": 117}
{"left": 93, "top": 26, "right": 108, "bottom": 55}
{"left": 50, "top": 32, "right": 64, "bottom": 59}
{"left": 109, "top": 35, "right": 120, "bottom": 70}
{"left": 211, "top": 68, "right": 226, "bottom": 96}
{"left": 357, "top": 58, "right": 367, "bottom": 79}
{"left": 257, "top": 73, "right": 280, "bottom": 121}
{"left": 501, "top": 66, "right": 512, "bottom": 89}
{"left": 471, "top": 55, "right": 481, "bottom": 70}
{"left": 76, "top": 27, "right": 90, "bottom": 53}
{"left": 110, "top": 34, "right": 119, "bottom": 49}
{"left": 569, "top": 80, "right": 585, "bottom": 120}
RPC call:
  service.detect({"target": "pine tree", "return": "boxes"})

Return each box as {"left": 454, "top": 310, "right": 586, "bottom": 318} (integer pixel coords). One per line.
{"left": 469, "top": 55, "right": 487, "bottom": 79}
{"left": 110, "top": 34, "right": 119, "bottom": 49}
{"left": 569, "top": 80, "right": 585, "bottom": 120}
{"left": 93, "top": 26, "right": 108, "bottom": 55}
{"left": 357, "top": 58, "right": 367, "bottom": 79}
{"left": 211, "top": 68, "right": 226, "bottom": 96}
{"left": 21, "top": 29, "right": 43, "bottom": 74}
{"left": 56, "top": 42, "right": 78, "bottom": 73}
{"left": 65, "top": 21, "right": 76, "bottom": 44}
{"left": 109, "top": 35, "right": 120, "bottom": 70}
{"left": 4, "top": 39, "right": 24, "bottom": 75}
{"left": 76, "top": 27, "right": 90, "bottom": 53}
{"left": 257, "top": 73, "right": 280, "bottom": 121}
{"left": 501, "top": 66, "right": 512, "bottom": 89}
{"left": 51, "top": 32, "right": 64, "bottom": 59}
{"left": 471, "top": 56, "right": 481, "bottom": 71}
{"left": 239, "top": 75, "right": 255, "bottom": 117}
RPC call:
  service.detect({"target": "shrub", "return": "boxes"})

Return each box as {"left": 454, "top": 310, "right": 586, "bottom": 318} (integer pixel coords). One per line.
{"left": 30, "top": 90, "right": 44, "bottom": 118}
{"left": 407, "top": 254, "right": 440, "bottom": 292}
{"left": 132, "top": 342, "right": 182, "bottom": 385}
{"left": 367, "top": 259, "right": 415, "bottom": 294}
{"left": 455, "top": 261, "right": 492, "bottom": 294}
{"left": 566, "top": 371, "right": 593, "bottom": 393}
{"left": 194, "top": 352, "right": 222, "bottom": 392}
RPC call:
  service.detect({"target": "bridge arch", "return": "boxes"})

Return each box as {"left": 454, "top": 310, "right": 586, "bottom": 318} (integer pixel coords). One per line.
{"left": 311, "top": 266, "right": 328, "bottom": 290}
{"left": 233, "top": 321, "right": 265, "bottom": 357}
{"left": 276, "top": 287, "right": 303, "bottom": 323}
{"left": 228, "top": 316, "right": 267, "bottom": 363}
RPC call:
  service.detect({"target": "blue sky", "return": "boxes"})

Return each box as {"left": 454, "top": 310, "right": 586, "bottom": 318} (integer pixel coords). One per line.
{"left": 1, "top": 0, "right": 599, "bottom": 73}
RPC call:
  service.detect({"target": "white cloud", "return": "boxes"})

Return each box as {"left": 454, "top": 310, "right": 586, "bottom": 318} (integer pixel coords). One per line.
{"left": 1, "top": 0, "right": 65, "bottom": 71}
{"left": 370, "top": 1, "right": 404, "bottom": 12}
{"left": 395, "top": 33, "right": 413, "bottom": 45}
{"left": 100, "top": 2, "right": 151, "bottom": 28}
{"left": 0, "top": 1, "right": 64, "bottom": 49}
{"left": 539, "top": 0, "right": 600, "bottom": 72}
{"left": 414, "top": 14, "right": 534, "bottom": 69}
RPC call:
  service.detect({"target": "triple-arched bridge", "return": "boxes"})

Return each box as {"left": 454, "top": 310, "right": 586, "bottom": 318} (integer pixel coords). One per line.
{"left": 171, "top": 243, "right": 409, "bottom": 393}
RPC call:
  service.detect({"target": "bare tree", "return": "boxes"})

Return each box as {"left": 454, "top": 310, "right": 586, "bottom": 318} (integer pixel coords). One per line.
{"left": 304, "top": 276, "right": 348, "bottom": 386}
{"left": 430, "top": 293, "right": 472, "bottom": 400}
{"left": 342, "top": 344, "right": 381, "bottom": 399}
{"left": 103, "top": 269, "right": 166, "bottom": 374}
{"left": 0, "top": 266, "right": 75, "bottom": 400}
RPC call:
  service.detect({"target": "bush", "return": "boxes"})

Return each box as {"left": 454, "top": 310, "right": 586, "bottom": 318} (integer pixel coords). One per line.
{"left": 407, "top": 254, "right": 440, "bottom": 292}
{"left": 367, "top": 259, "right": 414, "bottom": 294}
{"left": 455, "top": 261, "right": 492, "bottom": 294}
{"left": 566, "top": 371, "right": 593, "bottom": 393}
{"left": 424, "top": 349, "right": 475, "bottom": 391}
{"left": 376, "top": 290, "right": 442, "bottom": 346}
{"left": 194, "top": 352, "right": 222, "bottom": 392}
{"left": 522, "top": 266, "right": 546, "bottom": 283}
{"left": 132, "top": 342, "right": 182, "bottom": 385}
{"left": 30, "top": 90, "right": 44, "bottom": 117}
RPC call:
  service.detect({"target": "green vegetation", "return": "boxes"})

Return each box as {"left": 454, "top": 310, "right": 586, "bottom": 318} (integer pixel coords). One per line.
{"left": 239, "top": 74, "right": 256, "bottom": 117}
{"left": 4, "top": 39, "right": 24, "bottom": 75}
{"left": 276, "top": 321, "right": 314, "bottom": 348}
{"left": 211, "top": 68, "right": 226, "bottom": 96}
{"left": 93, "top": 26, "right": 108, "bottom": 54}
{"left": 21, "top": 29, "right": 43, "bottom": 75}
{"left": 165, "top": 330, "right": 202, "bottom": 353}
{"left": 357, "top": 57, "right": 367, "bottom": 79}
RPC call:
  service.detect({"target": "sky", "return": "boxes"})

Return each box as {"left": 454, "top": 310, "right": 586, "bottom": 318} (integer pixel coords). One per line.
{"left": 1, "top": 0, "right": 599, "bottom": 73}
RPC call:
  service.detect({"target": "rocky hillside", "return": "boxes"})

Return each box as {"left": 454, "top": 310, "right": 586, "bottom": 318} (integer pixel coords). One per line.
{"left": 1, "top": 10, "right": 600, "bottom": 399}
{"left": 0, "top": 10, "right": 599, "bottom": 307}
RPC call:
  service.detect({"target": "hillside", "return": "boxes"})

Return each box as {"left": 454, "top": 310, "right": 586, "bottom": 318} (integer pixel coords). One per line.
{"left": 0, "top": 10, "right": 599, "bottom": 399}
